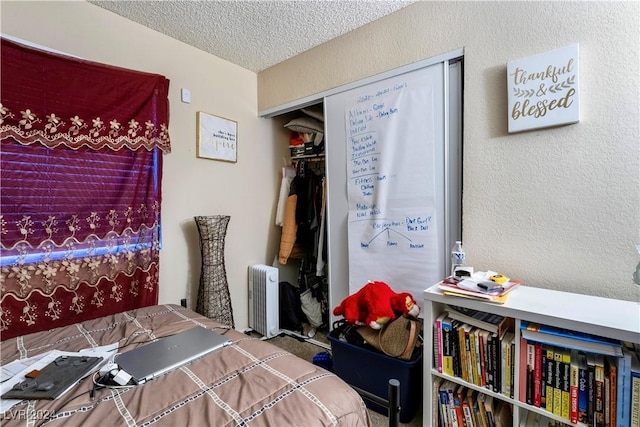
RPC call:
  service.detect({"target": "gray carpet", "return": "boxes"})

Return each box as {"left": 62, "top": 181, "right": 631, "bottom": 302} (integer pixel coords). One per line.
{"left": 252, "top": 331, "right": 423, "bottom": 427}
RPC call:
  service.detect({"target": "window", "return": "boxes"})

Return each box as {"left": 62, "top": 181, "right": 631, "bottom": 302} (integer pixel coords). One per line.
{"left": 0, "top": 37, "right": 170, "bottom": 339}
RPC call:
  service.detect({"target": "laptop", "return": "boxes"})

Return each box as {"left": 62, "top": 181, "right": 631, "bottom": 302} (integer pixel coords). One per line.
{"left": 116, "top": 326, "right": 231, "bottom": 384}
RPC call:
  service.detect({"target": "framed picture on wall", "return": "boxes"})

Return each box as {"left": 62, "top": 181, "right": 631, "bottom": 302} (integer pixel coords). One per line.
{"left": 196, "top": 111, "right": 237, "bottom": 162}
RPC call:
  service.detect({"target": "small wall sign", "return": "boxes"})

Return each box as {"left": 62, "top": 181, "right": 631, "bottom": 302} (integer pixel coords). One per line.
{"left": 507, "top": 44, "right": 580, "bottom": 133}
{"left": 197, "top": 111, "right": 237, "bottom": 162}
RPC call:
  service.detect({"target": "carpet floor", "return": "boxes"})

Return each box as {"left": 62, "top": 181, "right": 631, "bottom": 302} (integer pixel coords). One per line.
{"left": 252, "top": 331, "right": 423, "bottom": 427}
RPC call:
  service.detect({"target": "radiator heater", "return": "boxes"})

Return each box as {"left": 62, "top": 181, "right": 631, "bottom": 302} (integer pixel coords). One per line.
{"left": 248, "top": 264, "right": 280, "bottom": 338}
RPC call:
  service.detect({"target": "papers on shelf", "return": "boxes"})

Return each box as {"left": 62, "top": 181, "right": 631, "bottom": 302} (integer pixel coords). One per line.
{"left": 437, "top": 271, "right": 522, "bottom": 304}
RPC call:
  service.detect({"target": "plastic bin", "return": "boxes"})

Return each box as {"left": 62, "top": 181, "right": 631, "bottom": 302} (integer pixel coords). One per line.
{"left": 327, "top": 329, "right": 422, "bottom": 423}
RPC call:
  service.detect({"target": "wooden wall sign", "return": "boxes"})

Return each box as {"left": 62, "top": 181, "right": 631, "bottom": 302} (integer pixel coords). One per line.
{"left": 507, "top": 44, "right": 580, "bottom": 133}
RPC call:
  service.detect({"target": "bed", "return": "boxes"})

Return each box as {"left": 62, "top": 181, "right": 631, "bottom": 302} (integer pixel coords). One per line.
{"left": 0, "top": 304, "right": 371, "bottom": 426}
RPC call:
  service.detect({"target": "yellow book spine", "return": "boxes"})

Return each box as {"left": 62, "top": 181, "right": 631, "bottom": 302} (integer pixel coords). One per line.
{"left": 459, "top": 324, "right": 469, "bottom": 382}
{"left": 561, "top": 349, "right": 571, "bottom": 420}
{"left": 470, "top": 328, "right": 479, "bottom": 385}
{"left": 553, "top": 349, "right": 562, "bottom": 417}
{"left": 546, "top": 347, "right": 554, "bottom": 413}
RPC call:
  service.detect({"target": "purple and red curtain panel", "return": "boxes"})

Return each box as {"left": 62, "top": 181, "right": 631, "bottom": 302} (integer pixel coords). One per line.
{"left": 0, "top": 38, "right": 171, "bottom": 340}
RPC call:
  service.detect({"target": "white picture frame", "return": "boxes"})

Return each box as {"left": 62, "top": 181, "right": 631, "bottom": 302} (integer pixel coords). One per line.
{"left": 507, "top": 44, "right": 580, "bottom": 133}
{"left": 196, "top": 111, "right": 237, "bottom": 162}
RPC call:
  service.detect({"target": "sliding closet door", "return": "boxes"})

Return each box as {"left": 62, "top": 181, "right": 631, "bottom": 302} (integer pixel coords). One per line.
{"left": 325, "top": 57, "right": 462, "bottom": 320}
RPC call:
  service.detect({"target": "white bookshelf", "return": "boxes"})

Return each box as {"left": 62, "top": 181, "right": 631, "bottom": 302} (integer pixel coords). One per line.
{"left": 423, "top": 283, "right": 640, "bottom": 426}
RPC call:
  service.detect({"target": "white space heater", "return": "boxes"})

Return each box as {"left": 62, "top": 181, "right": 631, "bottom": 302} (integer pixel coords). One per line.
{"left": 248, "top": 264, "right": 280, "bottom": 339}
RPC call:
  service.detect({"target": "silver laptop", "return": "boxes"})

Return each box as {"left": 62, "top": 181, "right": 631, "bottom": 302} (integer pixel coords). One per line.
{"left": 116, "top": 326, "right": 231, "bottom": 384}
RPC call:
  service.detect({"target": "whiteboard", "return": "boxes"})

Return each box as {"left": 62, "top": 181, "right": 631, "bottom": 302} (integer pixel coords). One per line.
{"left": 325, "top": 59, "right": 461, "bottom": 312}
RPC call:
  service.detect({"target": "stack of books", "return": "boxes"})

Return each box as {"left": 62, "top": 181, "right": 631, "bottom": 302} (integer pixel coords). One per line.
{"left": 433, "top": 305, "right": 516, "bottom": 396}
{"left": 433, "top": 378, "right": 512, "bottom": 427}
{"left": 518, "top": 321, "right": 640, "bottom": 427}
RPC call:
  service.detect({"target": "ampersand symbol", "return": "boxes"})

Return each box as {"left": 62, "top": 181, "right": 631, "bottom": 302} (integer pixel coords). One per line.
{"left": 536, "top": 84, "right": 547, "bottom": 96}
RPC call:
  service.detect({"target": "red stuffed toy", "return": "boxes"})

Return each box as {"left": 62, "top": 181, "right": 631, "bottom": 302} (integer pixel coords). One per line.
{"left": 333, "top": 281, "right": 419, "bottom": 329}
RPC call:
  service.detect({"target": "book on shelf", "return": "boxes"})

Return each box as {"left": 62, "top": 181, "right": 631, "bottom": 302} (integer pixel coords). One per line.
{"left": 517, "top": 335, "right": 528, "bottom": 405}
{"left": 458, "top": 323, "right": 472, "bottom": 382}
{"left": 570, "top": 349, "right": 580, "bottom": 424}
{"left": 460, "top": 384, "right": 475, "bottom": 427}
{"left": 484, "top": 395, "right": 495, "bottom": 427}
{"left": 533, "top": 342, "right": 543, "bottom": 408}
{"left": 605, "top": 356, "right": 617, "bottom": 427}
{"left": 452, "top": 320, "right": 463, "bottom": 378}
{"left": 560, "top": 348, "right": 571, "bottom": 421}
{"left": 487, "top": 331, "right": 496, "bottom": 392}
{"left": 594, "top": 354, "right": 605, "bottom": 427}
{"left": 442, "top": 316, "right": 456, "bottom": 377}
{"left": 587, "top": 353, "right": 596, "bottom": 426}
{"left": 577, "top": 352, "right": 588, "bottom": 424}
{"left": 631, "top": 351, "right": 640, "bottom": 427}
{"left": 604, "top": 369, "right": 610, "bottom": 427}
{"left": 454, "top": 384, "right": 467, "bottom": 427}
{"left": 540, "top": 344, "right": 548, "bottom": 410}
{"left": 433, "top": 377, "right": 444, "bottom": 427}
{"left": 492, "top": 329, "right": 506, "bottom": 394}
{"left": 441, "top": 380, "right": 460, "bottom": 427}
{"left": 616, "top": 347, "right": 633, "bottom": 427}
{"left": 509, "top": 336, "right": 516, "bottom": 400}
{"left": 478, "top": 329, "right": 490, "bottom": 388}
{"left": 520, "top": 321, "right": 623, "bottom": 357}
{"left": 502, "top": 332, "right": 515, "bottom": 399}
{"left": 438, "top": 379, "right": 451, "bottom": 427}
{"left": 470, "top": 327, "right": 480, "bottom": 386}
{"left": 478, "top": 393, "right": 489, "bottom": 427}
{"left": 435, "top": 312, "right": 449, "bottom": 374}
{"left": 467, "top": 388, "right": 482, "bottom": 427}
{"left": 544, "top": 346, "right": 555, "bottom": 414}
{"left": 446, "top": 305, "right": 514, "bottom": 335}
{"left": 552, "top": 347, "right": 563, "bottom": 418}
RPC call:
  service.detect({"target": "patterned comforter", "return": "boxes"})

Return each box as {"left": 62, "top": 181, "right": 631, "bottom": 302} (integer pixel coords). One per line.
{"left": 0, "top": 304, "right": 370, "bottom": 426}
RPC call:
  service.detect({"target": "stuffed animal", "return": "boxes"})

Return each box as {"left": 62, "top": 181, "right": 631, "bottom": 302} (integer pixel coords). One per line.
{"left": 333, "top": 281, "right": 419, "bottom": 329}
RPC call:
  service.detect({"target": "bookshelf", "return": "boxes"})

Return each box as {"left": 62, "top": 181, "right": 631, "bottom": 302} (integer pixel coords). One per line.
{"left": 423, "top": 283, "right": 640, "bottom": 426}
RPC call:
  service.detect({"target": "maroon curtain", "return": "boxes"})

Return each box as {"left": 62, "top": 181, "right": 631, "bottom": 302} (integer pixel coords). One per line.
{"left": 0, "top": 38, "right": 170, "bottom": 340}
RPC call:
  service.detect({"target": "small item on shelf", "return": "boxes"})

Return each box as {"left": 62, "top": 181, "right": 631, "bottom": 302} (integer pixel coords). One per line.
{"left": 489, "top": 274, "right": 508, "bottom": 284}
{"left": 290, "top": 145, "right": 307, "bottom": 157}
{"left": 450, "top": 241, "right": 466, "bottom": 276}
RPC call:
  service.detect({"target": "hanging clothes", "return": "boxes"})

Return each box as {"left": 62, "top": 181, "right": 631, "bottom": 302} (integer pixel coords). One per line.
{"left": 275, "top": 166, "right": 296, "bottom": 227}
{"left": 316, "top": 177, "right": 327, "bottom": 276}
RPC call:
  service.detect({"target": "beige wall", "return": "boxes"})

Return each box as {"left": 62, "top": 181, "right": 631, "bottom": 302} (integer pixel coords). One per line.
{"left": 2, "top": 0, "right": 638, "bottom": 330}
{"left": 259, "top": 1, "right": 640, "bottom": 301}
{"left": 1, "top": 0, "right": 291, "bottom": 329}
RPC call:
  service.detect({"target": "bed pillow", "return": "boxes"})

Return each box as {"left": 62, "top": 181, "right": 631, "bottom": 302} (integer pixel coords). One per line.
{"left": 284, "top": 116, "right": 324, "bottom": 134}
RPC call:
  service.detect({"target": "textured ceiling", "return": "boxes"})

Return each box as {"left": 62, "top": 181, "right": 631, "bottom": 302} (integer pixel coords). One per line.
{"left": 89, "top": 0, "right": 417, "bottom": 72}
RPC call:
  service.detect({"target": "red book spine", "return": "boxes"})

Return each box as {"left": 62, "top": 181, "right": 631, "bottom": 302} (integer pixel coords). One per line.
{"left": 518, "top": 336, "right": 528, "bottom": 404}
{"left": 570, "top": 351, "right": 579, "bottom": 424}
{"left": 534, "top": 342, "right": 543, "bottom": 407}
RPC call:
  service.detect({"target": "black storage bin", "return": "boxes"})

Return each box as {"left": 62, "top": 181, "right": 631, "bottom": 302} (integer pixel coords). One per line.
{"left": 327, "top": 329, "right": 422, "bottom": 423}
